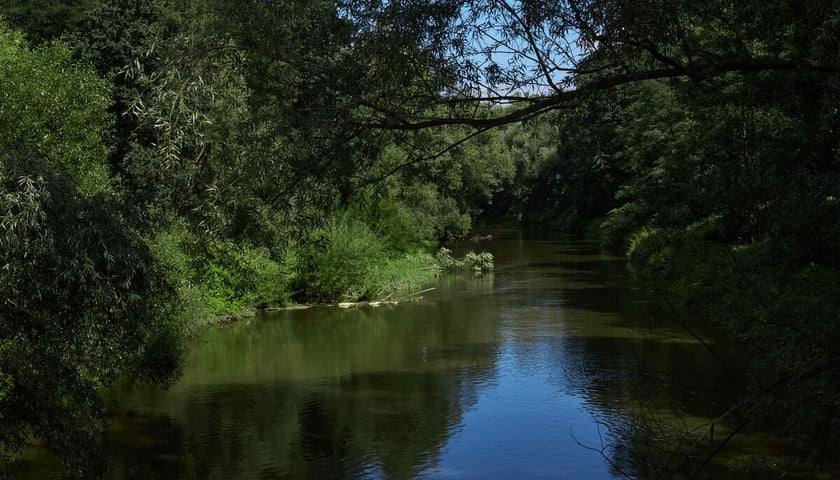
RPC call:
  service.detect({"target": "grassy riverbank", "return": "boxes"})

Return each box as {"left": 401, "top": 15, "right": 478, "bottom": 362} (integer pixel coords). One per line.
{"left": 150, "top": 213, "right": 495, "bottom": 333}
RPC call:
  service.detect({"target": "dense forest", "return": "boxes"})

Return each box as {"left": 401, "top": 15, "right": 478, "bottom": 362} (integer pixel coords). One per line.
{"left": 1, "top": 0, "right": 838, "bottom": 478}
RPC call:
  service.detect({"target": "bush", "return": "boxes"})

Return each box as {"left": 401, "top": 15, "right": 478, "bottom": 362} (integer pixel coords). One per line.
{"left": 147, "top": 217, "right": 214, "bottom": 330}
{"left": 149, "top": 219, "right": 292, "bottom": 322}
{"left": 391, "top": 185, "right": 472, "bottom": 241}
{"left": 464, "top": 251, "right": 495, "bottom": 272}
{"left": 200, "top": 240, "right": 291, "bottom": 313}
{"left": 626, "top": 226, "right": 678, "bottom": 273}
{"left": 600, "top": 201, "right": 649, "bottom": 252}
{"left": 435, "top": 247, "right": 494, "bottom": 273}
{"left": 354, "top": 194, "right": 433, "bottom": 254}
{"left": 294, "top": 214, "right": 387, "bottom": 302}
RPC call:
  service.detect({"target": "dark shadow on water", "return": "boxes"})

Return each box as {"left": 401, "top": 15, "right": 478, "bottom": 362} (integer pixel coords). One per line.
{"left": 105, "top": 413, "right": 190, "bottom": 480}
{"left": 102, "top": 367, "right": 490, "bottom": 480}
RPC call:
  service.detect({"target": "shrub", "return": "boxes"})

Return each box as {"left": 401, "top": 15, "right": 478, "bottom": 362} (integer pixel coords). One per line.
{"left": 147, "top": 217, "right": 214, "bottom": 330}
{"left": 200, "top": 240, "right": 291, "bottom": 313}
{"left": 463, "top": 251, "right": 495, "bottom": 272}
{"left": 150, "top": 219, "right": 292, "bottom": 321}
{"left": 294, "top": 214, "right": 387, "bottom": 302}
{"left": 600, "top": 201, "right": 649, "bottom": 252}
{"left": 435, "top": 247, "right": 494, "bottom": 273}
{"left": 359, "top": 194, "right": 433, "bottom": 254}
{"left": 626, "top": 226, "right": 677, "bottom": 273}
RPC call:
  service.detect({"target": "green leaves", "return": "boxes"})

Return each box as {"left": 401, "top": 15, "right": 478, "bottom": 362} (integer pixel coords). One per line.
{"left": 434, "top": 248, "right": 494, "bottom": 274}
{"left": 295, "top": 213, "right": 388, "bottom": 302}
{"left": 0, "top": 0, "right": 96, "bottom": 43}
{"left": 0, "top": 25, "right": 111, "bottom": 194}
{"left": 1, "top": 152, "right": 186, "bottom": 474}
{"left": 0, "top": 24, "right": 187, "bottom": 475}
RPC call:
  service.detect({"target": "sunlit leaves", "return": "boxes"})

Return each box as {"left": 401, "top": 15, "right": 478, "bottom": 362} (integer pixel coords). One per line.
{"left": 0, "top": 25, "right": 111, "bottom": 193}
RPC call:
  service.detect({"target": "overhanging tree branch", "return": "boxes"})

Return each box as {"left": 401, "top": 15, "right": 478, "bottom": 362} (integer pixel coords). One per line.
{"left": 348, "top": 57, "right": 838, "bottom": 131}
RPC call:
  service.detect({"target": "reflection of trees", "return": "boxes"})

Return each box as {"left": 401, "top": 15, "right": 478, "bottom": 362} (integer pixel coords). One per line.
{"left": 569, "top": 338, "right": 748, "bottom": 479}
{"left": 102, "top": 234, "right": 768, "bottom": 479}
{"left": 555, "top": 291, "right": 752, "bottom": 479}
{"left": 107, "top": 299, "right": 502, "bottom": 479}
{"left": 481, "top": 235, "right": 752, "bottom": 479}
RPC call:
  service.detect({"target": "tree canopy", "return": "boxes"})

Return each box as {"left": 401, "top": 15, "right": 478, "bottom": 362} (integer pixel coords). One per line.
{"left": 250, "top": 0, "right": 840, "bottom": 130}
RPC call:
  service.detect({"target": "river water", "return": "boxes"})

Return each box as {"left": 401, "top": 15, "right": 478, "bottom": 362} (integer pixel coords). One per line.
{"left": 24, "top": 231, "right": 769, "bottom": 478}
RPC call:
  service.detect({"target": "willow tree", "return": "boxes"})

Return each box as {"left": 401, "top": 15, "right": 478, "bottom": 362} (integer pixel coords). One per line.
{"left": 0, "top": 25, "right": 185, "bottom": 476}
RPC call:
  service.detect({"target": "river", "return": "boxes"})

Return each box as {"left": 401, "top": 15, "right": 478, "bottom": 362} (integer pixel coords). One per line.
{"left": 24, "top": 231, "right": 775, "bottom": 478}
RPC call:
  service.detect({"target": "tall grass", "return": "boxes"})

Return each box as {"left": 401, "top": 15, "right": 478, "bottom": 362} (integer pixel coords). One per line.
{"left": 375, "top": 254, "right": 440, "bottom": 299}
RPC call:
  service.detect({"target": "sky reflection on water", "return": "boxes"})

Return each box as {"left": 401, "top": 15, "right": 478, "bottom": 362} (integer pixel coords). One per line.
{"left": 24, "top": 231, "right": 708, "bottom": 479}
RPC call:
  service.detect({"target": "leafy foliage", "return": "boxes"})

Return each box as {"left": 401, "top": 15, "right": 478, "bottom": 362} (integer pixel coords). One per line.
{"left": 588, "top": 51, "right": 840, "bottom": 477}
{"left": 0, "top": 0, "right": 96, "bottom": 43}
{"left": 198, "top": 239, "right": 291, "bottom": 313}
{"left": 434, "top": 248, "right": 494, "bottom": 274}
{"left": 495, "top": 100, "right": 622, "bottom": 231}
{"left": 2, "top": 0, "right": 840, "bottom": 476}
{"left": 0, "top": 153, "right": 185, "bottom": 475}
{"left": 294, "top": 214, "right": 387, "bottom": 303}
{"left": 0, "top": 26, "right": 111, "bottom": 193}
{"left": 0, "top": 24, "right": 186, "bottom": 475}
{"left": 293, "top": 213, "right": 442, "bottom": 303}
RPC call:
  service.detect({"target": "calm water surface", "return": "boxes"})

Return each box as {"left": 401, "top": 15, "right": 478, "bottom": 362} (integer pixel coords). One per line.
{"left": 29, "top": 231, "right": 754, "bottom": 478}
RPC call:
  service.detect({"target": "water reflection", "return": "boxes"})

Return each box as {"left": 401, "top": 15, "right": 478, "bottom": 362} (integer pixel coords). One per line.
{"left": 102, "top": 296, "right": 508, "bottom": 479}
{"left": 21, "top": 230, "right": 759, "bottom": 479}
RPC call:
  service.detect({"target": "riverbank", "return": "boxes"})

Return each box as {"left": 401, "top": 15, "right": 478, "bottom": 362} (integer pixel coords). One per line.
{"left": 193, "top": 247, "right": 494, "bottom": 332}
